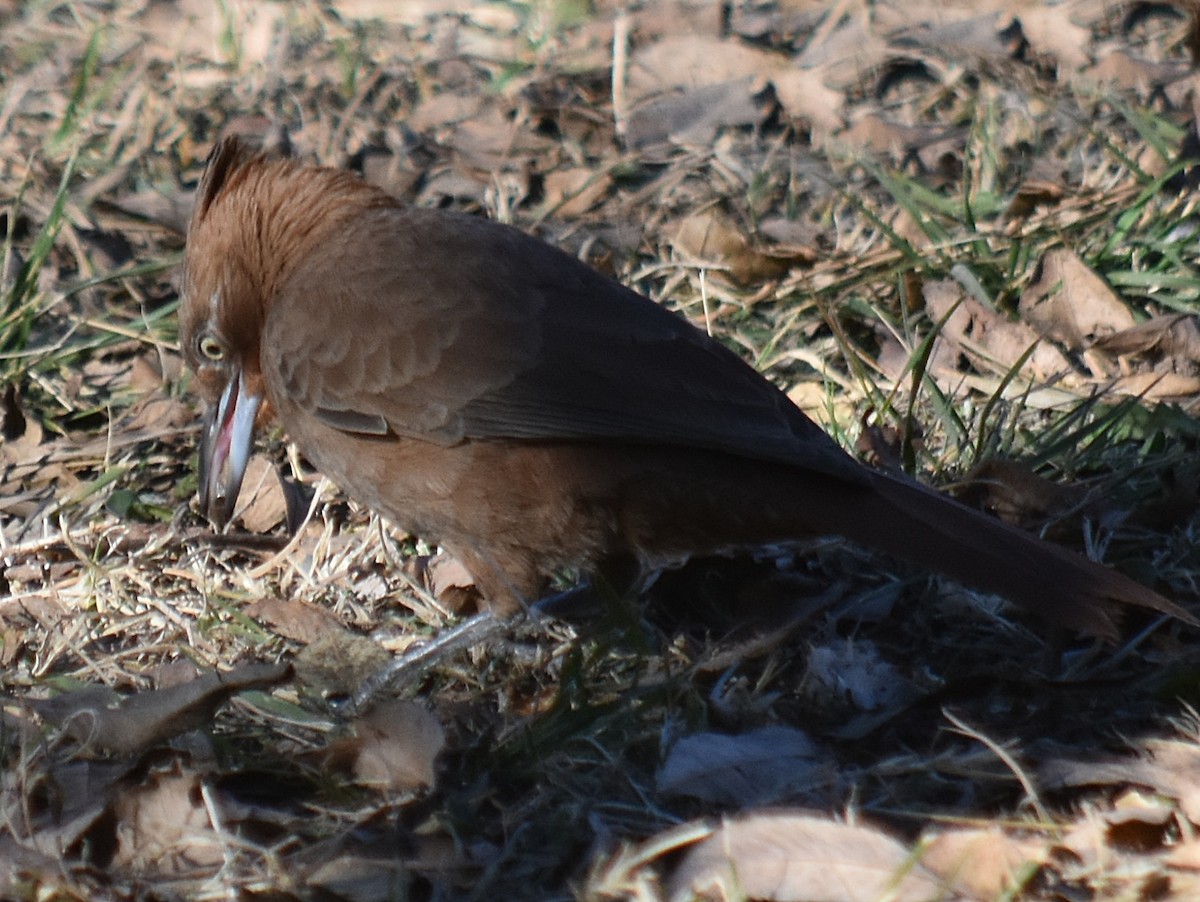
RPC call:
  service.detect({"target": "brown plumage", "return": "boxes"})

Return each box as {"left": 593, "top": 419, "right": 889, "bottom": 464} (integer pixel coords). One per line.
{"left": 180, "top": 136, "right": 1190, "bottom": 639}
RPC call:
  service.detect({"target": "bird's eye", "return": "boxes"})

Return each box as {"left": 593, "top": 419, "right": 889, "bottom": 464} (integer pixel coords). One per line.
{"left": 198, "top": 334, "right": 226, "bottom": 362}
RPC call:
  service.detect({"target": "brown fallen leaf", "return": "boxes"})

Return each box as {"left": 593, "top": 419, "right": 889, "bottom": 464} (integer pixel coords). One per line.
{"left": 672, "top": 210, "right": 793, "bottom": 285}
{"left": 234, "top": 453, "right": 288, "bottom": 533}
{"left": 427, "top": 552, "right": 477, "bottom": 600}
{"left": 1051, "top": 791, "right": 1177, "bottom": 874}
{"left": 627, "top": 34, "right": 779, "bottom": 99}
{"left": 406, "top": 89, "right": 485, "bottom": 134}
{"left": 667, "top": 812, "right": 951, "bottom": 902}
{"left": 1019, "top": 246, "right": 1135, "bottom": 352}
{"left": 133, "top": 351, "right": 181, "bottom": 395}
{"left": 3, "top": 755, "right": 146, "bottom": 866}
{"left": 1006, "top": 176, "right": 1065, "bottom": 219}
{"left": 923, "top": 278, "right": 1072, "bottom": 380}
{"left": 321, "top": 700, "right": 446, "bottom": 793}
{"left": 542, "top": 167, "right": 613, "bottom": 218}
{"left": 1080, "top": 47, "right": 1189, "bottom": 97}
{"left": 1167, "top": 838, "right": 1200, "bottom": 869}
{"left": 1108, "top": 371, "right": 1200, "bottom": 402}
{"left": 834, "top": 114, "right": 965, "bottom": 172}
{"left": 1092, "top": 314, "right": 1200, "bottom": 381}
{"left": 449, "top": 106, "right": 556, "bottom": 174}
{"left": 121, "top": 394, "right": 194, "bottom": 435}
{"left": 1039, "top": 738, "right": 1200, "bottom": 827}
{"left": 111, "top": 768, "right": 223, "bottom": 871}
{"left": 793, "top": 12, "right": 891, "bottom": 90}
{"left": 955, "top": 458, "right": 1089, "bottom": 531}
{"left": 245, "top": 595, "right": 348, "bottom": 644}
{"left": 1105, "top": 789, "right": 1175, "bottom": 852}
{"left": 30, "top": 661, "right": 293, "bottom": 756}
{"left": 919, "top": 826, "right": 1047, "bottom": 899}
{"left": 0, "top": 400, "right": 43, "bottom": 467}
{"left": 880, "top": 6, "right": 1012, "bottom": 61}
{"left": 625, "top": 76, "right": 773, "bottom": 151}
{"left": 1009, "top": 5, "right": 1090, "bottom": 72}
{"left": 772, "top": 67, "right": 844, "bottom": 138}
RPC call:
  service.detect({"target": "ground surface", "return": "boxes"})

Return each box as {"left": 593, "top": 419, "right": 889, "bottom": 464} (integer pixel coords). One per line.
{"left": 4, "top": 1, "right": 1200, "bottom": 900}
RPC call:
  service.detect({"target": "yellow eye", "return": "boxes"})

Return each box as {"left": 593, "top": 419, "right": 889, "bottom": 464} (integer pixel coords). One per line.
{"left": 198, "top": 334, "right": 226, "bottom": 362}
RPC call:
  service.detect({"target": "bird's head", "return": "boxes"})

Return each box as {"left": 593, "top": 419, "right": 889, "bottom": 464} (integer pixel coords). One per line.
{"left": 179, "top": 137, "right": 274, "bottom": 527}
{"left": 180, "top": 136, "right": 406, "bottom": 526}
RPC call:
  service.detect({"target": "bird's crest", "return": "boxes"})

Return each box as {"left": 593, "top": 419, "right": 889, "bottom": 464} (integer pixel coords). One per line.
{"left": 194, "top": 136, "right": 257, "bottom": 223}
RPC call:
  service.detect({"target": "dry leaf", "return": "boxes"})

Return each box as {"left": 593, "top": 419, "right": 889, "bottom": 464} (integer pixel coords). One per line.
{"left": 628, "top": 34, "right": 778, "bottom": 98}
{"left": 245, "top": 595, "right": 348, "bottom": 644}
{"left": 625, "top": 76, "right": 773, "bottom": 150}
{"left": 1081, "top": 47, "right": 1187, "bottom": 95}
{"left": 1104, "top": 792, "right": 1174, "bottom": 852}
{"left": 772, "top": 67, "right": 844, "bottom": 137}
{"left": 112, "top": 769, "right": 222, "bottom": 870}
{"left": 672, "top": 210, "right": 791, "bottom": 284}
{"left": 657, "top": 726, "right": 830, "bottom": 805}
{"left": 319, "top": 701, "right": 446, "bottom": 794}
{"left": 407, "top": 90, "right": 486, "bottom": 133}
{"left": 235, "top": 453, "right": 288, "bottom": 533}
{"left": 923, "top": 279, "right": 1071, "bottom": 380}
{"left": 1019, "top": 247, "right": 1135, "bottom": 351}
{"left": 834, "top": 114, "right": 916, "bottom": 163}
{"left": 956, "top": 458, "right": 1088, "bottom": 530}
{"left": 128, "top": 349, "right": 182, "bottom": 393}
{"left": 786, "top": 381, "right": 857, "bottom": 432}
{"left": 122, "top": 394, "right": 194, "bottom": 435}
{"left": 794, "top": 14, "right": 891, "bottom": 89}
{"left": 542, "top": 167, "right": 613, "bottom": 218}
{"left": 1007, "top": 177, "right": 1066, "bottom": 219}
{"left": 1010, "top": 4, "right": 1091, "bottom": 72}
{"left": 887, "top": 8, "right": 1012, "bottom": 61}
{"left": 427, "top": 552, "right": 478, "bottom": 599}
{"left": 833, "top": 115, "right": 963, "bottom": 170}
{"left": 0, "top": 403, "right": 43, "bottom": 467}
{"left": 347, "top": 700, "right": 445, "bottom": 792}
{"left": 668, "top": 812, "right": 950, "bottom": 902}
{"left": 1093, "top": 314, "right": 1200, "bottom": 377}
{"left": 30, "top": 662, "right": 293, "bottom": 756}
{"left": 919, "top": 827, "right": 1047, "bottom": 899}
{"left": 1108, "top": 371, "right": 1200, "bottom": 402}
{"left": 1039, "top": 738, "right": 1200, "bottom": 826}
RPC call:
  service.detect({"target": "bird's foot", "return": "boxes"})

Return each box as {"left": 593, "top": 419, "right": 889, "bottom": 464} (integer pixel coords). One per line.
{"left": 348, "top": 611, "right": 509, "bottom": 713}
{"left": 347, "top": 580, "right": 630, "bottom": 713}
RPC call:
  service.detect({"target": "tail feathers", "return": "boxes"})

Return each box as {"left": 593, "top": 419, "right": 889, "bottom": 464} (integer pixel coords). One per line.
{"left": 846, "top": 470, "right": 1193, "bottom": 638}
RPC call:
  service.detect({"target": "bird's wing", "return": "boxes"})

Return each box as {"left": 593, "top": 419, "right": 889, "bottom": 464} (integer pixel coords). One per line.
{"left": 263, "top": 206, "right": 865, "bottom": 482}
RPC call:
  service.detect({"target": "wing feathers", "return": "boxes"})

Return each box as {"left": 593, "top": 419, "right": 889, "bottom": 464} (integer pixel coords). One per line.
{"left": 264, "top": 204, "right": 864, "bottom": 481}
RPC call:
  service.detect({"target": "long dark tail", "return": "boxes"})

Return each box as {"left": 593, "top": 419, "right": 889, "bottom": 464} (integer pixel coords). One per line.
{"left": 834, "top": 469, "right": 1192, "bottom": 638}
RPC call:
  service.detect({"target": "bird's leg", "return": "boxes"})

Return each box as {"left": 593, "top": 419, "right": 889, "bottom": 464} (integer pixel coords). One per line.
{"left": 347, "top": 574, "right": 640, "bottom": 712}
{"left": 349, "top": 610, "right": 510, "bottom": 712}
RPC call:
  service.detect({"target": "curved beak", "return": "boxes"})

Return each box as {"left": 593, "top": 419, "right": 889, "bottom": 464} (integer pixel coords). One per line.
{"left": 198, "top": 370, "right": 262, "bottom": 528}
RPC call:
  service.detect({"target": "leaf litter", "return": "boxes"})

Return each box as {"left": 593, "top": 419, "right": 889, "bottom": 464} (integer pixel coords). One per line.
{"left": 2, "top": 0, "right": 1200, "bottom": 899}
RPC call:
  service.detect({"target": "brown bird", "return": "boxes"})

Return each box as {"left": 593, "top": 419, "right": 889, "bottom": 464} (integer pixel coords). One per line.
{"left": 180, "top": 136, "right": 1188, "bottom": 644}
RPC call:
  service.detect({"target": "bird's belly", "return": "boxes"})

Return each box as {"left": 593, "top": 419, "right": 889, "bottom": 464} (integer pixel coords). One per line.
{"left": 277, "top": 414, "right": 852, "bottom": 610}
